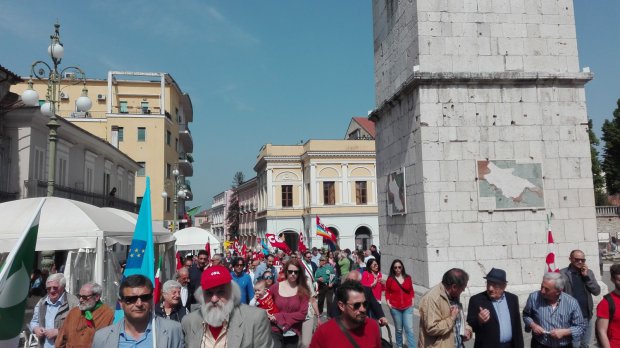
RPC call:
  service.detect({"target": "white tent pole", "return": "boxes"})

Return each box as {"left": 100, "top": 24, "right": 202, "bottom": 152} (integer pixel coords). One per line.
{"left": 94, "top": 237, "right": 105, "bottom": 284}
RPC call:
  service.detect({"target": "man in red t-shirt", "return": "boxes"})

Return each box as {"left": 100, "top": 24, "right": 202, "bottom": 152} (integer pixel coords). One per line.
{"left": 309, "top": 280, "right": 382, "bottom": 348}
{"left": 597, "top": 263, "right": 620, "bottom": 348}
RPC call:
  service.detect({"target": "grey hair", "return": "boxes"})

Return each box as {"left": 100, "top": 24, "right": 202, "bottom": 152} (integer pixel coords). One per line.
{"left": 543, "top": 272, "right": 565, "bottom": 290}
{"left": 162, "top": 280, "right": 182, "bottom": 294}
{"left": 176, "top": 268, "right": 189, "bottom": 277}
{"left": 83, "top": 281, "right": 103, "bottom": 296}
{"left": 46, "top": 273, "right": 66, "bottom": 288}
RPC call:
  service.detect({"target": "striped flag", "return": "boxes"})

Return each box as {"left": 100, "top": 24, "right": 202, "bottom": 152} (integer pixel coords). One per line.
{"left": 545, "top": 214, "right": 559, "bottom": 273}
{"left": 114, "top": 177, "right": 155, "bottom": 322}
{"left": 0, "top": 198, "right": 45, "bottom": 347}
{"left": 316, "top": 216, "right": 336, "bottom": 241}
{"left": 153, "top": 255, "right": 163, "bottom": 304}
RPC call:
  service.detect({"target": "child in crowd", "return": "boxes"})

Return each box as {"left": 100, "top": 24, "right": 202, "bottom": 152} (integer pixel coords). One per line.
{"left": 250, "top": 280, "right": 279, "bottom": 315}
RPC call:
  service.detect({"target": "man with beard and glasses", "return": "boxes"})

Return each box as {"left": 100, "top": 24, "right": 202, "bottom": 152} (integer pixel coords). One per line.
{"left": 181, "top": 264, "right": 273, "bottom": 347}
{"left": 93, "top": 274, "right": 184, "bottom": 348}
{"left": 309, "top": 280, "right": 382, "bottom": 348}
{"left": 55, "top": 282, "right": 114, "bottom": 348}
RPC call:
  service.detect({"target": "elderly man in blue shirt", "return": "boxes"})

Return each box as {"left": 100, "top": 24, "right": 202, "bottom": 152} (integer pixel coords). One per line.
{"left": 29, "top": 273, "right": 79, "bottom": 348}
{"left": 523, "top": 272, "right": 587, "bottom": 348}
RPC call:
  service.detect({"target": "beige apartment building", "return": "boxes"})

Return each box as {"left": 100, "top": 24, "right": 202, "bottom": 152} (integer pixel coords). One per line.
{"left": 237, "top": 177, "right": 258, "bottom": 246}
{"left": 254, "top": 139, "right": 379, "bottom": 251}
{"left": 12, "top": 71, "right": 194, "bottom": 224}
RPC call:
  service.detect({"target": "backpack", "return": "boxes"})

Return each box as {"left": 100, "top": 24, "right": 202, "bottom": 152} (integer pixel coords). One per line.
{"left": 596, "top": 293, "right": 615, "bottom": 345}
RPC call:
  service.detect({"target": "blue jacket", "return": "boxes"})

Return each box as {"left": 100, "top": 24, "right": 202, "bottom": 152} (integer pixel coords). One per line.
{"left": 231, "top": 271, "right": 255, "bottom": 304}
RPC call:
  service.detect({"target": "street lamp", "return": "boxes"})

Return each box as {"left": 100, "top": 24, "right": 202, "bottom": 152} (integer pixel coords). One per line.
{"left": 161, "top": 167, "right": 188, "bottom": 232}
{"left": 20, "top": 22, "right": 92, "bottom": 197}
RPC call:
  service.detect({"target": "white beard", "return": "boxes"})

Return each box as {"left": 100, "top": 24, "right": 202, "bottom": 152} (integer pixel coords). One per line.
{"left": 201, "top": 298, "right": 234, "bottom": 327}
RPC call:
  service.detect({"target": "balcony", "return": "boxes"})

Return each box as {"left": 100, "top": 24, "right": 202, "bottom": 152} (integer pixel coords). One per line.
{"left": 179, "top": 123, "right": 193, "bottom": 153}
{"left": 178, "top": 154, "right": 193, "bottom": 177}
{"left": 596, "top": 206, "right": 620, "bottom": 217}
{"left": 23, "top": 180, "right": 139, "bottom": 213}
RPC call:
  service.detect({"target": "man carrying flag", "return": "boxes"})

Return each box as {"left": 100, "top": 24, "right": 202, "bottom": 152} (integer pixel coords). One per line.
{"left": 0, "top": 199, "right": 47, "bottom": 347}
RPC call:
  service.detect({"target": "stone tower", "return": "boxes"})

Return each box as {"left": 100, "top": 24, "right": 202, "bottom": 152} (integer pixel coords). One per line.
{"left": 370, "top": 0, "right": 598, "bottom": 296}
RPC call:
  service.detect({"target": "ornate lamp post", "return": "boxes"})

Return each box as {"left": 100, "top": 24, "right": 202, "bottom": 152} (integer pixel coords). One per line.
{"left": 162, "top": 167, "right": 187, "bottom": 232}
{"left": 21, "top": 22, "right": 92, "bottom": 197}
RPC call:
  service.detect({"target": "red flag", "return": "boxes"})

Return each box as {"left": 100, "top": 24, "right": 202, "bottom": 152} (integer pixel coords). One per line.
{"left": 153, "top": 256, "right": 163, "bottom": 303}
{"left": 545, "top": 215, "right": 559, "bottom": 273}
{"left": 205, "top": 241, "right": 211, "bottom": 259}
{"left": 297, "top": 233, "right": 307, "bottom": 253}
{"left": 266, "top": 233, "right": 291, "bottom": 253}
{"left": 242, "top": 244, "right": 248, "bottom": 258}
{"left": 175, "top": 251, "right": 183, "bottom": 270}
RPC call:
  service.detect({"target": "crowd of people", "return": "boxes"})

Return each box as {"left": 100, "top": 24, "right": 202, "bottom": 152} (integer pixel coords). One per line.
{"left": 25, "top": 246, "right": 620, "bottom": 348}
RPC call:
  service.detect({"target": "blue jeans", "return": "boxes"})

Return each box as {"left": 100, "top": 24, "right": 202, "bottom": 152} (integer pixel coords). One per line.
{"left": 390, "top": 306, "right": 415, "bottom": 348}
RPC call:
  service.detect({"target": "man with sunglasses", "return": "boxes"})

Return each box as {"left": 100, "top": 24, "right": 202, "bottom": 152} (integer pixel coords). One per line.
{"left": 181, "top": 265, "right": 273, "bottom": 347}
{"left": 93, "top": 274, "right": 184, "bottom": 347}
{"left": 309, "top": 280, "right": 382, "bottom": 348}
{"left": 560, "top": 249, "right": 601, "bottom": 347}
{"left": 29, "top": 273, "right": 79, "bottom": 348}
{"left": 55, "top": 281, "right": 114, "bottom": 347}
{"left": 254, "top": 254, "right": 276, "bottom": 284}
{"left": 231, "top": 257, "right": 254, "bottom": 304}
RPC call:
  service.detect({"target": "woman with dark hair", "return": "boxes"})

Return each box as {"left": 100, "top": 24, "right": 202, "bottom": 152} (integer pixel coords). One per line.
{"left": 361, "top": 258, "right": 385, "bottom": 302}
{"left": 268, "top": 259, "right": 310, "bottom": 348}
{"left": 386, "top": 259, "right": 415, "bottom": 348}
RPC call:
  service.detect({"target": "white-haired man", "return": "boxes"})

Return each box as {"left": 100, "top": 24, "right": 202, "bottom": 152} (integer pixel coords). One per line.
{"left": 155, "top": 280, "right": 189, "bottom": 322}
{"left": 181, "top": 265, "right": 273, "bottom": 347}
{"left": 55, "top": 281, "right": 114, "bottom": 348}
{"left": 29, "top": 273, "right": 79, "bottom": 348}
{"left": 523, "top": 272, "right": 587, "bottom": 348}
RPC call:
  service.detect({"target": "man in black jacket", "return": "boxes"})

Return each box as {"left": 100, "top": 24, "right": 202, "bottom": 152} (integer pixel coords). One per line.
{"left": 467, "top": 268, "right": 524, "bottom": 348}
{"left": 327, "top": 270, "right": 388, "bottom": 326}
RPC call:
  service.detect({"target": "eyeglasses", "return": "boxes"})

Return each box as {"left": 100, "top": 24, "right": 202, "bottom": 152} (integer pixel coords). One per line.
{"left": 287, "top": 270, "right": 299, "bottom": 275}
{"left": 78, "top": 294, "right": 94, "bottom": 300}
{"left": 235, "top": 263, "right": 245, "bottom": 267}
{"left": 204, "top": 288, "right": 227, "bottom": 299}
{"left": 121, "top": 293, "right": 153, "bottom": 304}
{"left": 46, "top": 286, "right": 59, "bottom": 291}
{"left": 573, "top": 258, "right": 586, "bottom": 262}
{"left": 346, "top": 301, "right": 368, "bottom": 310}
{"left": 263, "top": 275, "right": 274, "bottom": 279}
{"left": 393, "top": 265, "right": 402, "bottom": 269}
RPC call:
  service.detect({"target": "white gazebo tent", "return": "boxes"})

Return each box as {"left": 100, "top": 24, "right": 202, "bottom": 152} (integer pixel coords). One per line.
{"left": 174, "top": 227, "right": 221, "bottom": 253}
{"left": 0, "top": 197, "right": 175, "bottom": 305}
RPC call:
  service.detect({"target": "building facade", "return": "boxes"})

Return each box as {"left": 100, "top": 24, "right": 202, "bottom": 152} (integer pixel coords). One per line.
{"left": 254, "top": 140, "right": 379, "bottom": 251}
{"left": 211, "top": 190, "right": 232, "bottom": 243}
{"left": 237, "top": 177, "right": 258, "bottom": 247}
{"left": 370, "top": 0, "right": 599, "bottom": 295}
{"left": 12, "top": 71, "right": 194, "bottom": 223}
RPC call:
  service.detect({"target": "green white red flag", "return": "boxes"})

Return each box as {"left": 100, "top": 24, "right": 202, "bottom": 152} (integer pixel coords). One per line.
{"left": 0, "top": 198, "right": 45, "bottom": 347}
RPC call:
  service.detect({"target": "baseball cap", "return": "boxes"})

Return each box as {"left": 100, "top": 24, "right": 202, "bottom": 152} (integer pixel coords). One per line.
{"left": 201, "top": 265, "right": 232, "bottom": 290}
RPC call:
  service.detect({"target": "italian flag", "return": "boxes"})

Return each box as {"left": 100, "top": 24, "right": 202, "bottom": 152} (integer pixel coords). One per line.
{"left": 0, "top": 198, "right": 44, "bottom": 347}
{"left": 153, "top": 255, "right": 163, "bottom": 304}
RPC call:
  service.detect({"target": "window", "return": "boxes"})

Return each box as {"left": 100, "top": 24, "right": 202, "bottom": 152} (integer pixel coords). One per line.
{"left": 120, "top": 101, "right": 128, "bottom": 113}
{"left": 137, "top": 196, "right": 143, "bottom": 208}
{"left": 175, "top": 138, "right": 179, "bottom": 152}
{"left": 281, "top": 185, "right": 293, "bottom": 207}
{"left": 166, "top": 163, "right": 171, "bottom": 179}
{"left": 34, "top": 147, "right": 45, "bottom": 180}
{"left": 141, "top": 101, "right": 149, "bottom": 114}
{"left": 166, "top": 197, "right": 171, "bottom": 212}
{"left": 166, "top": 131, "right": 171, "bottom": 146}
{"left": 356, "top": 181, "right": 368, "bottom": 205}
{"left": 137, "top": 162, "right": 146, "bottom": 177}
{"left": 118, "top": 127, "right": 124, "bottom": 141}
{"left": 137, "top": 127, "right": 146, "bottom": 142}
{"left": 323, "top": 181, "right": 335, "bottom": 205}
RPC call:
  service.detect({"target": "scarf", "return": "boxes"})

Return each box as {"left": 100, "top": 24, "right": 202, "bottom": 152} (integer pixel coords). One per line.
{"left": 83, "top": 301, "right": 103, "bottom": 328}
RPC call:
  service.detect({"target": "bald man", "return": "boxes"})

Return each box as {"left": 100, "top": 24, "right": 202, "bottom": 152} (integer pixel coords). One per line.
{"left": 327, "top": 270, "right": 388, "bottom": 325}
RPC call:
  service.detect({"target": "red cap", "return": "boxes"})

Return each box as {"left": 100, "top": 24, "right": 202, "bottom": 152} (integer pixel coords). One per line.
{"left": 201, "top": 265, "right": 232, "bottom": 290}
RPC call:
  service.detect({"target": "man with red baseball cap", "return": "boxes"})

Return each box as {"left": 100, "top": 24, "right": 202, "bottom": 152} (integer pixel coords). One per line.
{"left": 181, "top": 265, "right": 273, "bottom": 347}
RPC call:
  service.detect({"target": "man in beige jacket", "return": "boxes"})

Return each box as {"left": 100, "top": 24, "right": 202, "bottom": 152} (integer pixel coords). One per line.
{"left": 419, "top": 268, "right": 473, "bottom": 348}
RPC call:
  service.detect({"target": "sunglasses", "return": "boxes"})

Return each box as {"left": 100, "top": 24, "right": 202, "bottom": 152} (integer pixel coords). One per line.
{"left": 78, "top": 294, "right": 94, "bottom": 300}
{"left": 287, "top": 270, "right": 299, "bottom": 275}
{"left": 393, "top": 265, "right": 402, "bottom": 269}
{"left": 46, "top": 286, "right": 59, "bottom": 291}
{"left": 235, "top": 263, "right": 245, "bottom": 267}
{"left": 263, "top": 275, "right": 274, "bottom": 279}
{"left": 346, "top": 301, "right": 369, "bottom": 310}
{"left": 121, "top": 293, "right": 153, "bottom": 304}
{"left": 573, "top": 258, "right": 586, "bottom": 262}
{"left": 204, "top": 288, "right": 227, "bottom": 299}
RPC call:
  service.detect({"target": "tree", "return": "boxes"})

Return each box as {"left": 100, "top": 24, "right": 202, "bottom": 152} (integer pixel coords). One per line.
{"left": 225, "top": 171, "right": 244, "bottom": 240}
{"left": 602, "top": 99, "right": 620, "bottom": 197}
{"left": 588, "top": 119, "right": 607, "bottom": 205}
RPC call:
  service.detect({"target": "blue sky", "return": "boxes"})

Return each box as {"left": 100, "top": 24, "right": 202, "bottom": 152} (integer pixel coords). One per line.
{"left": 1, "top": 1, "right": 618, "bottom": 211}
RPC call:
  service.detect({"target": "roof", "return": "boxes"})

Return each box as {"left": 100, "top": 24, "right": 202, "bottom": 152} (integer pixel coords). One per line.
{"left": 352, "top": 117, "right": 376, "bottom": 138}
{"left": 0, "top": 65, "right": 23, "bottom": 83}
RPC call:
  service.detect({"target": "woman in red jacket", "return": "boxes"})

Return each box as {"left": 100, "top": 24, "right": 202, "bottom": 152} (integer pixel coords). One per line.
{"left": 361, "top": 258, "right": 385, "bottom": 302}
{"left": 385, "top": 259, "right": 415, "bottom": 348}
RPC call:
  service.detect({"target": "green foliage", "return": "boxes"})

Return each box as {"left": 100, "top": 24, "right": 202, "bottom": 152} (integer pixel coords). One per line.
{"left": 226, "top": 171, "right": 244, "bottom": 239}
{"left": 602, "top": 99, "right": 620, "bottom": 196}
{"left": 588, "top": 119, "right": 608, "bottom": 205}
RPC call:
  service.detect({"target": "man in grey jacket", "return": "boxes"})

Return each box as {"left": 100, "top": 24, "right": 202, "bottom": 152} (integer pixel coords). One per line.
{"left": 93, "top": 275, "right": 184, "bottom": 348}
{"left": 560, "top": 249, "right": 601, "bottom": 348}
{"left": 181, "top": 265, "right": 273, "bottom": 347}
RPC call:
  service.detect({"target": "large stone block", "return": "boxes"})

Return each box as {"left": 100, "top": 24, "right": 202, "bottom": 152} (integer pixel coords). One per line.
{"left": 449, "top": 222, "right": 483, "bottom": 246}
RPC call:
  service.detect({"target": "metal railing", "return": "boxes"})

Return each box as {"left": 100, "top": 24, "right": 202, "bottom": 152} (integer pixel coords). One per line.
{"left": 23, "top": 180, "right": 139, "bottom": 212}
{"left": 596, "top": 206, "right": 620, "bottom": 217}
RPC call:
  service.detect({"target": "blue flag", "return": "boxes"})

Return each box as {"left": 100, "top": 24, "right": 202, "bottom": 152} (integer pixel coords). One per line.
{"left": 114, "top": 177, "right": 155, "bottom": 322}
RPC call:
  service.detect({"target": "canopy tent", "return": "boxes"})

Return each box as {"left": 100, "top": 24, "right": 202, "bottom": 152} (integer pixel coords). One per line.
{"left": 0, "top": 197, "right": 176, "bottom": 306}
{"left": 174, "top": 227, "right": 220, "bottom": 252}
